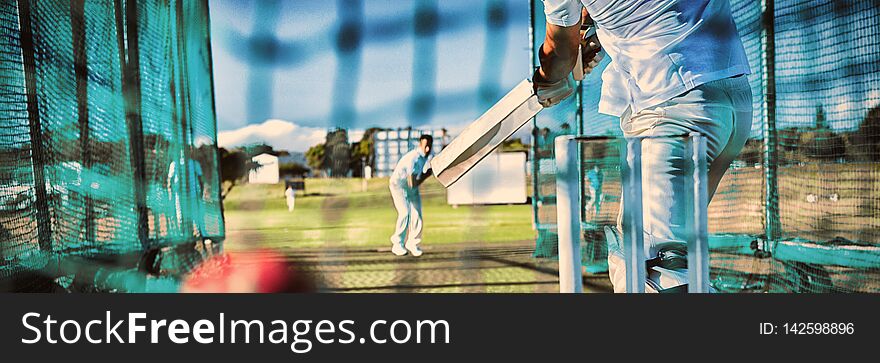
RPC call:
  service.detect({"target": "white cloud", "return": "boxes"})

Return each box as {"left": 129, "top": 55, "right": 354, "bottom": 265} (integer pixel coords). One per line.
{"left": 217, "top": 119, "right": 370, "bottom": 152}
{"left": 349, "top": 130, "right": 365, "bottom": 142}
{"left": 217, "top": 119, "right": 327, "bottom": 152}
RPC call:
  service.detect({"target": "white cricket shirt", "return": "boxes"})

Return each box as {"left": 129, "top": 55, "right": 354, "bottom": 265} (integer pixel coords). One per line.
{"left": 390, "top": 148, "right": 428, "bottom": 189}
{"left": 542, "top": 0, "right": 751, "bottom": 116}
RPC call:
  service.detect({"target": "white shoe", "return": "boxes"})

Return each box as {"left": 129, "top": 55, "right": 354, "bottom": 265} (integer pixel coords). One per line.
{"left": 391, "top": 244, "right": 407, "bottom": 256}
{"left": 405, "top": 243, "right": 423, "bottom": 257}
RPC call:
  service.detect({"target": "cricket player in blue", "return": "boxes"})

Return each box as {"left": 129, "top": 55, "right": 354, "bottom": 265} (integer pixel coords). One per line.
{"left": 537, "top": 0, "right": 753, "bottom": 292}
{"left": 389, "top": 135, "right": 434, "bottom": 257}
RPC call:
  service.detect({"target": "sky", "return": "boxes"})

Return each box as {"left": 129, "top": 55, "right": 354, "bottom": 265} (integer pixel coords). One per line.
{"left": 209, "top": 0, "right": 880, "bottom": 152}
{"left": 209, "top": 0, "right": 532, "bottom": 152}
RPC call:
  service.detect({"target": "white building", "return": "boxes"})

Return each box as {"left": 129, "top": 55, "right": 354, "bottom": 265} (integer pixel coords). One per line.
{"left": 446, "top": 151, "right": 528, "bottom": 205}
{"left": 248, "top": 153, "right": 280, "bottom": 184}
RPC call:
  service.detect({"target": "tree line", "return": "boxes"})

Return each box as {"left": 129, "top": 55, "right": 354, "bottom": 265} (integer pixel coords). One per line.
{"left": 737, "top": 104, "right": 880, "bottom": 165}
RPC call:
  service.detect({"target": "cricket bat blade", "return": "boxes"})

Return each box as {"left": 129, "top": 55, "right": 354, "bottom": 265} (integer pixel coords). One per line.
{"left": 431, "top": 79, "right": 543, "bottom": 188}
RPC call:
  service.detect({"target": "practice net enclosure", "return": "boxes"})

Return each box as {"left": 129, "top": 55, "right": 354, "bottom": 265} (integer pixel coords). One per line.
{"left": 0, "top": 0, "right": 223, "bottom": 291}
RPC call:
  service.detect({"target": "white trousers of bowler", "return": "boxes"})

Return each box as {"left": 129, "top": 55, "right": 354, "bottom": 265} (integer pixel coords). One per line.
{"left": 607, "top": 76, "right": 753, "bottom": 293}
{"left": 390, "top": 184, "right": 423, "bottom": 248}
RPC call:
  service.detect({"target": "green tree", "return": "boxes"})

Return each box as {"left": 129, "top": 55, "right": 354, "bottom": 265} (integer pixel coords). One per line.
{"left": 847, "top": 104, "right": 880, "bottom": 161}
{"left": 815, "top": 104, "right": 828, "bottom": 130}
{"left": 218, "top": 148, "right": 257, "bottom": 199}
{"left": 241, "top": 143, "right": 275, "bottom": 157}
{"left": 352, "top": 127, "right": 381, "bottom": 163}
{"left": 350, "top": 127, "right": 382, "bottom": 176}
{"left": 325, "top": 128, "right": 350, "bottom": 177}
{"left": 279, "top": 162, "right": 310, "bottom": 178}
{"left": 800, "top": 130, "right": 846, "bottom": 161}
{"left": 501, "top": 137, "right": 529, "bottom": 152}
{"left": 305, "top": 143, "right": 326, "bottom": 176}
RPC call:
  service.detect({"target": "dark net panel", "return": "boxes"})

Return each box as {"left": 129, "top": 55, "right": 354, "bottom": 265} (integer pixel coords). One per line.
{"left": 530, "top": 1, "right": 579, "bottom": 258}
{"left": 0, "top": 2, "right": 37, "bottom": 275}
{"left": 30, "top": 0, "right": 77, "bottom": 253}
{"left": 80, "top": 0, "right": 139, "bottom": 254}
{"left": 0, "top": 0, "right": 223, "bottom": 289}
{"left": 138, "top": 1, "right": 190, "bottom": 245}
{"left": 181, "top": 0, "right": 223, "bottom": 239}
{"left": 134, "top": 0, "right": 223, "bottom": 247}
{"left": 30, "top": 0, "right": 140, "bottom": 256}
{"left": 771, "top": 0, "right": 880, "bottom": 292}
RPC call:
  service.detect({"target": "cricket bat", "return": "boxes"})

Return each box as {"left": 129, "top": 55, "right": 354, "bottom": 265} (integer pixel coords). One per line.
{"left": 430, "top": 79, "right": 543, "bottom": 188}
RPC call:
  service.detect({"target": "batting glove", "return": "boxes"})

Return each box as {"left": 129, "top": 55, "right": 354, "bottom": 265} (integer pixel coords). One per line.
{"left": 533, "top": 68, "right": 574, "bottom": 108}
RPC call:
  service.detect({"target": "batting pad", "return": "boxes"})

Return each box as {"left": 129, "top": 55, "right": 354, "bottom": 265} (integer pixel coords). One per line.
{"left": 431, "top": 79, "right": 543, "bottom": 187}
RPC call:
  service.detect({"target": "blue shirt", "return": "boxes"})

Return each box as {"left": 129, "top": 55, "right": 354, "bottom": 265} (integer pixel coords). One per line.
{"left": 390, "top": 148, "right": 428, "bottom": 189}
{"left": 542, "top": 0, "right": 750, "bottom": 116}
{"left": 587, "top": 168, "right": 603, "bottom": 187}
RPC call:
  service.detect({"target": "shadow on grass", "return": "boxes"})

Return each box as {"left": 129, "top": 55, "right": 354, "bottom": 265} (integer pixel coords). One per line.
{"left": 302, "top": 192, "right": 337, "bottom": 197}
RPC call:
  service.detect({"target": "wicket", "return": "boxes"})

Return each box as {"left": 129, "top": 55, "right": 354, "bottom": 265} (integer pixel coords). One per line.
{"left": 555, "top": 133, "right": 710, "bottom": 293}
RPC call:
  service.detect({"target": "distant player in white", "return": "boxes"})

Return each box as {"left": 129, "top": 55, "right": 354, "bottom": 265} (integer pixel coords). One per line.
{"left": 285, "top": 185, "right": 296, "bottom": 213}
{"left": 586, "top": 164, "right": 604, "bottom": 218}
{"left": 536, "top": 0, "right": 753, "bottom": 292}
{"left": 388, "top": 135, "right": 433, "bottom": 257}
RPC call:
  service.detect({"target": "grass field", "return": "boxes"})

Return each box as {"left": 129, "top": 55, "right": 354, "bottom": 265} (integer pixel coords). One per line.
{"left": 219, "top": 164, "right": 879, "bottom": 292}
{"left": 221, "top": 179, "right": 576, "bottom": 292}
{"left": 222, "top": 177, "right": 537, "bottom": 250}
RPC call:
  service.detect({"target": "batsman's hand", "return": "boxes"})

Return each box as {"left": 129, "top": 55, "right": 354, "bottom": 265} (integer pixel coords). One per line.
{"left": 533, "top": 68, "right": 574, "bottom": 108}
{"left": 580, "top": 32, "right": 604, "bottom": 75}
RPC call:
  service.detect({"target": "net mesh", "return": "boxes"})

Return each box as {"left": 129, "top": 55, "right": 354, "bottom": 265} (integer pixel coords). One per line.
{"left": 530, "top": 1, "right": 578, "bottom": 258}
{"left": 770, "top": 0, "right": 880, "bottom": 292}
{"left": 531, "top": 0, "right": 880, "bottom": 292}
{"left": 0, "top": 0, "right": 222, "bottom": 291}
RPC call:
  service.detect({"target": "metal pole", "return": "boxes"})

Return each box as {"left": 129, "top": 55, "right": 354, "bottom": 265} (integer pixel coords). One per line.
{"left": 116, "top": 0, "right": 151, "bottom": 248}
{"left": 761, "top": 0, "right": 780, "bottom": 244}
{"left": 528, "top": 0, "right": 541, "bottom": 230}
{"left": 575, "top": 57, "right": 586, "bottom": 225}
{"left": 688, "top": 133, "right": 710, "bottom": 293}
{"left": 17, "top": 0, "right": 53, "bottom": 251}
{"left": 70, "top": 0, "right": 96, "bottom": 245}
{"left": 555, "top": 135, "right": 582, "bottom": 293}
{"left": 621, "top": 138, "right": 645, "bottom": 293}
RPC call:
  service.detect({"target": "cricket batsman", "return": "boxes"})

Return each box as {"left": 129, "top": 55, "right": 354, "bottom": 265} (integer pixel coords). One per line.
{"left": 389, "top": 135, "right": 434, "bottom": 257}
{"left": 536, "top": 0, "right": 753, "bottom": 292}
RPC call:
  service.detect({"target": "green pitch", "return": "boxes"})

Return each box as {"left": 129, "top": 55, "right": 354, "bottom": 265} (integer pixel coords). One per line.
{"left": 222, "top": 178, "right": 536, "bottom": 250}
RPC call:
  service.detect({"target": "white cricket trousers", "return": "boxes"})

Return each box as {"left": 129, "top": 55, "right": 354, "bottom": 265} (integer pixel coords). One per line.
{"left": 607, "top": 75, "right": 753, "bottom": 292}
{"left": 390, "top": 184, "right": 423, "bottom": 248}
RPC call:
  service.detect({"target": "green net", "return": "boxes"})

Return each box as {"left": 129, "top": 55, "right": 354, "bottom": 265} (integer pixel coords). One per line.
{"left": 768, "top": 0, "right": 880, "bottom": 292}
{"left": 529, "top": 1, "right": 578, "bottom": 259}
{"left": 530, "top": 0, "right": 880, "bottom": 292}
{"left": 0, "top": 0, "right": 222, "bottom": 291}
